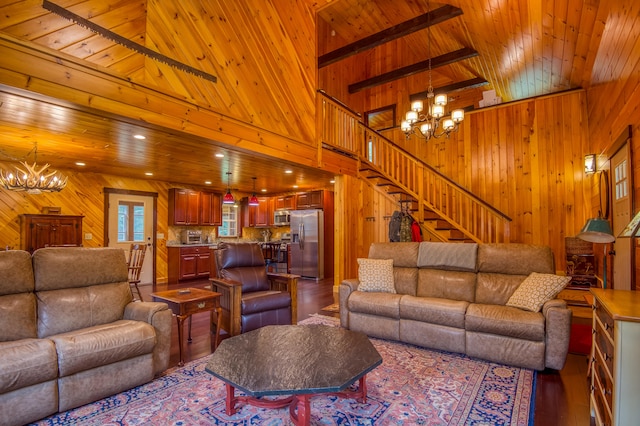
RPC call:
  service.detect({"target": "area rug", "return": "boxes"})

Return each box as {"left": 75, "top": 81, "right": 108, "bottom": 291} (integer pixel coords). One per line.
{"left": 32, "top": 315, "right": 535, "bottom": 425}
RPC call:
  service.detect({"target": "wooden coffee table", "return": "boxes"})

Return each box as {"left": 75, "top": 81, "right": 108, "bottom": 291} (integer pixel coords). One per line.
{"left": 151, "top": 287, "right": 222, "bottom": 366}
{"left": 205, "top": 324, "right": 382, "bottom": 426}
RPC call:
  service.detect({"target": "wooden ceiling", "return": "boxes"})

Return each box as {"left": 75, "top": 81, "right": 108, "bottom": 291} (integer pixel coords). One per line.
{"left": 0, "top": 0, "right": 613, "bottom": 194}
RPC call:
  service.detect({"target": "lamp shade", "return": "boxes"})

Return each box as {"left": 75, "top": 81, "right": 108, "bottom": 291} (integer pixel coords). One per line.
{"left": 222, "top": 190, "right": 235, "bottom": 204}
{"left": 577, "top": 217, "right": 615, "bottom": 243}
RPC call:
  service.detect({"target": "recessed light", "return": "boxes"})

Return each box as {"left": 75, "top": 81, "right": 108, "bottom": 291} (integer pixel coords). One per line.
{"left": 205, "top": 181, "right": 212, "bottom": 185}
{"left": 293, "top": 185, "right": 299, "bottom": 188}
{"left": 215, "top": 153, "right": 224, "bottom": 158}
{"left": 330, "top": 179, "right": 335, "bottom": 184}
{"left": 134, "top": 134, "right": 146, "bottom": 140}
{"left": 261, "top": 188, "right": 267, "bottom": 192}
{"left": 285, "top": 170, "right": 293, "bottom": 174}
{"left": 75, "top": 162, "right": 86, "bottom": 166}
{"left": 145, "top": 172, "right": 153, "bottom": 176}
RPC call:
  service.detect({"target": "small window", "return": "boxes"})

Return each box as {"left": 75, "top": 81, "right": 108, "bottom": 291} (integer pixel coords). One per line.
{"left": 118, "top": 201, "right": 145, "bottom": 242}
{"left": 218, "top": 205, "right": 239, "bottom": 237}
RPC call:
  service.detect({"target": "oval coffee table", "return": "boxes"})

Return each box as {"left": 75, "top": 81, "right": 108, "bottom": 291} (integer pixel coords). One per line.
{"left": 205, "top": 324, "right": 382, "bottom": 426}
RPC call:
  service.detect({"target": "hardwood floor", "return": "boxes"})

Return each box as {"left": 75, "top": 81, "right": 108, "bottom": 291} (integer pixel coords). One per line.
{"left": 140, "top": 277, "right": 592, "bottom": 426}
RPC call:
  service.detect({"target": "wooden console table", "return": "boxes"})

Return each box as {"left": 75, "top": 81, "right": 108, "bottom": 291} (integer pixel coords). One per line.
{"left": 151, "top": 288, "right": 222, "bottom": 366}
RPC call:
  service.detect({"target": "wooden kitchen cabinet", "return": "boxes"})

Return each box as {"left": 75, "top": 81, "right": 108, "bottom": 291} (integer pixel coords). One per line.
{"left": 275, "top": 195, "right": 295, "bottom": 210}
{"left": 244, "top": 196, "right": 273, "bottom": 227}
{"left": 168, "top": 246, "right": 211, "bottom": 282}
{"left": 589, "top": 288, "right": 640, "bottom": 426}
{"left": 200, "top": 191, "right": 222, "bottom": 226}
{"left": 295, "top": 190, "right": 324, "bottom": 209}
{"left": 21, "top": 214, "right": 83, "bottom": 254}
{"left": 169, "top": 188, "right": 200, "bottom": 225}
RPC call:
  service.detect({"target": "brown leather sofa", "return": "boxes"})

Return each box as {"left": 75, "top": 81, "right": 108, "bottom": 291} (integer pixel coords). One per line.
{"left": 339, "top": 242, "right": 572, "bottom": 371}
{"left": 0, "top": 247, "right": 172, "bottom": 426}
{"left": 211, "top": 242, "right": 298, "bottom": 336}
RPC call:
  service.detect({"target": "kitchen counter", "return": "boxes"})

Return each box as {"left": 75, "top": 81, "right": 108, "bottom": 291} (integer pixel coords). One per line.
{"left": 167, "top": 243, "right": 219, "bottom": 249}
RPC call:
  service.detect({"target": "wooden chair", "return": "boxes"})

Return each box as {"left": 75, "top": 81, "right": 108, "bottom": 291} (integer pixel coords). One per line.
{"left": 210, "top": 242, "right": 298, "bottom": 336}
{"left": 127, "top": 243, "right": 147, "bottom": 301}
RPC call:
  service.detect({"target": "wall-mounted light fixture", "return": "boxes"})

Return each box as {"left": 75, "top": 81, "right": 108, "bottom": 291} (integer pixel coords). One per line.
{"left": 584, "top": 154, "right": 597, "bottom": 174}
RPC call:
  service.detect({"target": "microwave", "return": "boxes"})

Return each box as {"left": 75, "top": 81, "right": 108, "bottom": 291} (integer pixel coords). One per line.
{"left": 274, "top": 210, "right": 290, "bottom": 226}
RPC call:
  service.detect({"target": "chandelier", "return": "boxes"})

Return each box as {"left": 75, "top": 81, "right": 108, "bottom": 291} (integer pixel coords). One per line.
{"left": 0, "top": 142, "right": 68, "bottom": 194}
{"left": 401, "top": 1, "right": 464, "bottom": 140}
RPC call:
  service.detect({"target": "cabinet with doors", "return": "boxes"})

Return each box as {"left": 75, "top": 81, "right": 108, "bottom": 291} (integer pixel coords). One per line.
{"left": 200, "top": 191, "right": 222, "bottom": 226}
{"left": 244, "top": 197, "right": 273, "bottom": 227}
{"left": 589, "top": 288, "right": 640, "bottom": 426}
{"left": 168, "top": 246, "right": 211, "bottom": 282}
{"left": 169, "top": 188, "right": 222, "bottom": 226}
{"left": 295, "top": 190, "right": 324, "bottom": 209}
{"left": 169, "top": 188, "right": 200, "bottom": 225}
{"left": 275, "top": 195, "right": 295, "bottom": 211}
{"left": 21, "top": 214, "right": 84, "bottom": 254}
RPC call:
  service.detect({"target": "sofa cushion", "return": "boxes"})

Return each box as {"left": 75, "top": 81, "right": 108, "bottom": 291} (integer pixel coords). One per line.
{"left": 33, "top": 247, "right": 128, "bottom": 291}
{"left": 0, "top": 339, "right": 58, "bottom": 393}
{"left": 400, "top": 295, "right": 468, "bottom": 328}
{"left": 51, "top": 320, "right": 157, "bottom": 377}
{"left": 369, "top": 242, "right": 419, "bottom": 267}
{"left": 506, "top": 272, "right": 571, "bottom": 312}
{"left": 357, "top": 258, "right": 396, "bottom": 293}
{"left": 475, "top": 273, "right": 528, "bottom": 305}
{"left": 417, "top": 269, "right": 476, "bottom": 302}
{"left": 37, "top": 282, "right": 133, "bottom": 338}
{"left": 349, "top": 291, "right": 402, "bottom": 319}
{"left": 241, "top": 290, "right": 291, "bottom": 314}
{"left": 0, "top": 250, "right": 35, "bottom": 295}
{"left": 0, "top": 293, "right": 37, "bottom": 341}
{"left": 417, "top": 242, "right": 478, "bottom": 272}
{"left": 477, "top": 244, "right": 555, "bottom": 275}
{"left": 465, "top": 304, "right": 545, "bottom": 341}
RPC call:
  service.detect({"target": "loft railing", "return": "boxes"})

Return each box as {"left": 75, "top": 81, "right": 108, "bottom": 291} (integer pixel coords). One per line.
{"left": 317, "top": 91, "right": 511, "bottom": 243}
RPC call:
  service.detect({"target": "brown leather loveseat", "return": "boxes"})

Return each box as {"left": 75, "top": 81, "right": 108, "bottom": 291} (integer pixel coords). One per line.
{"left": 0, "top": 247, "right": 172, "bottom": 426}
{"left": 340, "top": 242, "right": 572, "bottom": 371}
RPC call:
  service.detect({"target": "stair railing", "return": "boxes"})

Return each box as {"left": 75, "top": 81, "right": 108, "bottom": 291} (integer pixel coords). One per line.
{"left": 318, "top": 91, "right": 511, "bottom": 243}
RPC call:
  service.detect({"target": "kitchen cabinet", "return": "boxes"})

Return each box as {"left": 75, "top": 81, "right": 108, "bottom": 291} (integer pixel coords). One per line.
{"left": 244, "top": 197, "right": 273, "bottom": 227}
{"left": 168, "top": 246, "right": 211, "bottom": 282}
{"left": 169, "top": 188, "right": 222, "bottom": 226}
{"left": 275, "top": 195, "right": 295, "bottom": 211}
{"left": 295, "top": 190, "right": 324, "bottom": 209}
{"left": 590, "top": 288, "right": 640, "bottom": 426}
{"left": 200, "top": 191, "right": 222, "bottom": 226}
{"left": 21, "top": 214, "right": 83, "bottom": 254}
{"left": 169, "top": 188, "right": 200, "bottom": 225}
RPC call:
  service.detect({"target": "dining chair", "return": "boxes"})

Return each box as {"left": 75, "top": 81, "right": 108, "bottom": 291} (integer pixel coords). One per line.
{"left": 127, "top": 243, "right": 147, "bottom": 301}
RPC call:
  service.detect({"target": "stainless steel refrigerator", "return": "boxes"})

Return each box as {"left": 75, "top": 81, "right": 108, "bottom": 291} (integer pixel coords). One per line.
{"left": 290, "top": 209, "right": 324, "bottom": 279}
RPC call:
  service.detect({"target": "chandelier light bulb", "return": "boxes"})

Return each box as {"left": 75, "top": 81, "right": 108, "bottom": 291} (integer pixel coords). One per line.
{"left": 431, "top": 104, "right": 445, "bottom": 118}
{"left": 451, "top": 109, "right": 465, "bottom": 123}
{"left": 401, "top": 121, "right": 412, "bottom": 132}
{"left": 434, "top": 94, "right": 448, "bottom": 106}
{"left": 405, "top": 110, "right": 419, "bottom": 123}
{"left": 442, "top": 118, "right": 455, "bottom": 131}
{"left": 411, "top": 100, "right": 424, "bottom": 112}
{"left": 420, "top": 123, "right": 432, "bottom": 135}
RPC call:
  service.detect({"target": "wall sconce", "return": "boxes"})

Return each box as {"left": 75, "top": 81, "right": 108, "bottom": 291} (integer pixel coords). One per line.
{"left": 584, "top": 154, "right": 597, "bottom": 174}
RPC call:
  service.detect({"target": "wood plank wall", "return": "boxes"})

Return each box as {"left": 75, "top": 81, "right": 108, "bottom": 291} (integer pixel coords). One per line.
{"left": 0, "top": 160, "right": 199, "bottom": 283}
{"left": 586, "top": 4, "right": 640, "bottom": 290}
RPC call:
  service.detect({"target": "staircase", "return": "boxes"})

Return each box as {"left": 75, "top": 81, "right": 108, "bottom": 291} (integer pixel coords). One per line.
{"left": 318, "top": 91, "right": 511, "bottom": 244}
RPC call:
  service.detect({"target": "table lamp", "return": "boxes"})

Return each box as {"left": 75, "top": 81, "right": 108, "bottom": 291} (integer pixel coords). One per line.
{"left": 577, "top": 215, "right": 615, "bottom": 288}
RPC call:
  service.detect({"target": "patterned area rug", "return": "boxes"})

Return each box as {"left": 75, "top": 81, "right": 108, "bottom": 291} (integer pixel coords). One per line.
{"left": 321, "top": 303, "right": 340, "bottom": 313}
{"left": 32, "top": 315, "right": 535, "bottom": 425}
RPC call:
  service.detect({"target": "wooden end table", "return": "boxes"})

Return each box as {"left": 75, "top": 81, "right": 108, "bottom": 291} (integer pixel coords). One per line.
{"left": 151, "top": 287, "right": 222, "bottom": 366}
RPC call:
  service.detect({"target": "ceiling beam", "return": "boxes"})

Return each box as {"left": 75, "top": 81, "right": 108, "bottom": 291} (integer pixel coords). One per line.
{"left": 409, "top": 77, "right": 489, "bottom": 101}
{"left": 348, "top": 47, "right": 479, "bottom": 93}
{"left": 318, "top": 5, "right": 463, "bottom": 69}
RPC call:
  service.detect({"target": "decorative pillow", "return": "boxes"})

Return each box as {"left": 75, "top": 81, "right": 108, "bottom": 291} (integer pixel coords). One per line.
{"left": 506, "top": 272, "right": 571, "bottom": 312}
{"left": 357, "top": 258, "right": 396, "bottom": 293}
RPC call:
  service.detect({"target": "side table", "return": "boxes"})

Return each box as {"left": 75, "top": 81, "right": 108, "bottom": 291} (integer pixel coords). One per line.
{"left": 151, "top": 287, "right": 222, "bottom": 366}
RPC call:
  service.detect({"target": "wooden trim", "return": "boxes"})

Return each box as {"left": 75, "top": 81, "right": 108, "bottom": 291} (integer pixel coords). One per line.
{"left": 104, "top": 187, "right": 158, "bottom": 286}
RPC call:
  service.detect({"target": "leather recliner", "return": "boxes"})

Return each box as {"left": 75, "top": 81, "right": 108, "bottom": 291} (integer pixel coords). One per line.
{"left": 211, "top": 242, "right": 298, "bottom": 336}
